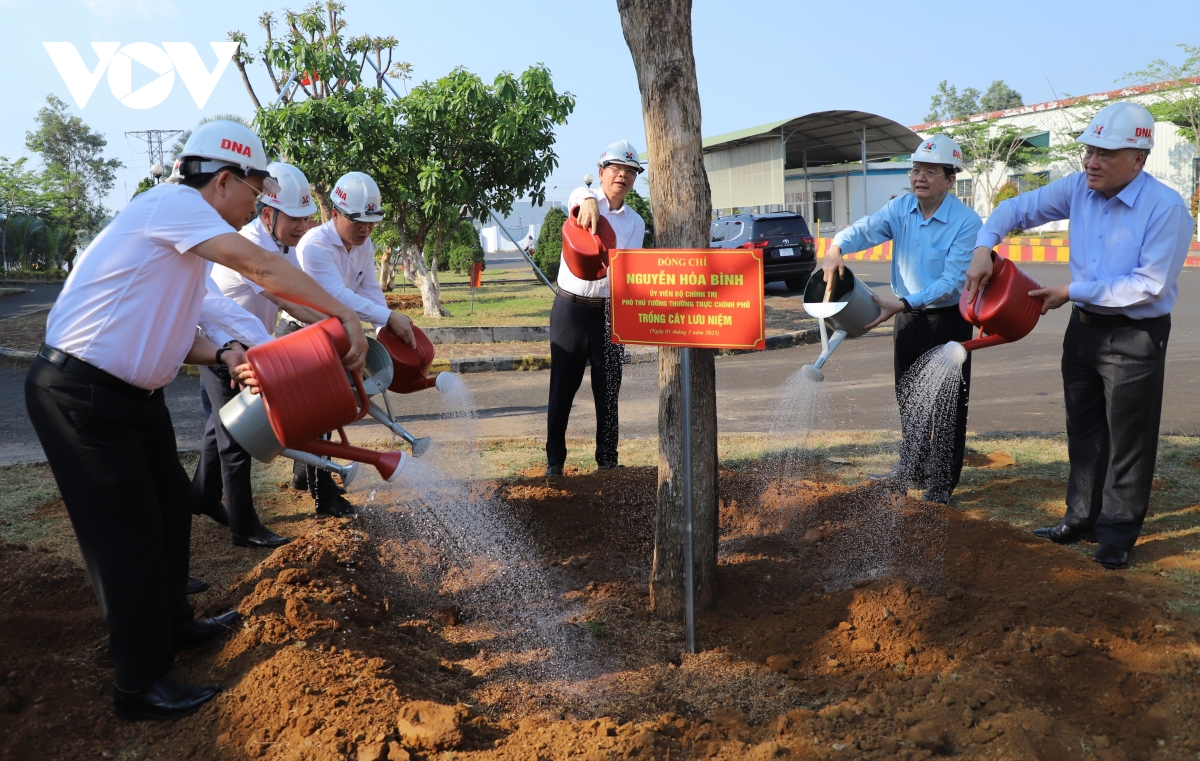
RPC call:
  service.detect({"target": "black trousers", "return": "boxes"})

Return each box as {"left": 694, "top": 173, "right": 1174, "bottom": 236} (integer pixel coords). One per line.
{"left": 1062, "top": 309, "right": 1170, "bottom": 552}
{"left": 894, "top": 308, "right": 973, "bottom": 493}
{"left": 25, "top": 357, "right": 193, "bottom": 691}
{"left": 546, "top": 293, "right": 622, "bottom": 467}
{"left": 192, "top": 364, "right": 264, "bottom": 537}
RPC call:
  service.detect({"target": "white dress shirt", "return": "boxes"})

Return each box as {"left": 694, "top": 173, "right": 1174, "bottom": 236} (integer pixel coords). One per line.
{"left": 294, "top": 221, "right": 390, "bottom": 328}
{"left": 198, "top": 263, "right": 274, "bottom": 348}
{"left": 978, "top": 171, "right": 1193, "bottom": 319}
{"left": 558, "top": 187, "right": 646, "bottom": 298}
{"left": 210, "top": 218, "right": 302, "bottom": 334}
{"left": 45, "top": 184, "right": 235, "bottom": 389}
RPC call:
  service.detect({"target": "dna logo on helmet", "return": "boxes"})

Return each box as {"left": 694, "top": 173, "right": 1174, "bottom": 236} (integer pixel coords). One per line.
{"left": 42, "top": 42, "right": 239, "bottom": 109}
{"left": 220, "top": 139, "right": 253, "bottom": 157}
{"left": 1135, "top": 127, "right": 1152, "bottom": 138}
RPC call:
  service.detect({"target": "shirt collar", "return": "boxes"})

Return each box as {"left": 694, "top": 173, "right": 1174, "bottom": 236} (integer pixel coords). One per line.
{"left": 907, "top": 192, "right": 953, "bottom": 225}
{"left": 1113, "top": 170, "right": 1148, "bottom": 208}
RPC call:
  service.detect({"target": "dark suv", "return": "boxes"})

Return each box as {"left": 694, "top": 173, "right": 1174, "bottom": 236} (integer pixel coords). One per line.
{"left": 709, "top": 212, "right": 817, "bottom": 291}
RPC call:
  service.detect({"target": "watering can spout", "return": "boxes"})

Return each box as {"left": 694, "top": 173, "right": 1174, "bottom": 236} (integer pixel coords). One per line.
{"left": 958, "top": 333, "right": 1010, "bottom": 354}
{"left": 297, "top": 437, "right": 409, "bottom": 482}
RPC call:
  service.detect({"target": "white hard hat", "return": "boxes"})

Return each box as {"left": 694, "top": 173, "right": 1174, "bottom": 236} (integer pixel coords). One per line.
{"left": 171, "top": 120, "right": 279, "bottom": 193}
{"left": 262, "top": 162, "right": 318, "bottom": 218}
{"left": 330, "top": 171, "right": 384, "bottom": 222}
{"left": 911, "top": 134, "right": 964, "bottom": 172}
{"left": 1076, "top": 102, "right": 1155, "bottom": 151}
{"left": 598, "top": 140, "right": 644, "bottom": 173}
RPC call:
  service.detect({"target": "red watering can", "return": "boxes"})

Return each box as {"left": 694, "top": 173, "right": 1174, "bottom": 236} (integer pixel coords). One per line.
{"left": 377, "top": 323, "right": 440, "bottom": 394}
{"left": 246, "top": 317, "right": 406, "bottom": 481}
{"left": 561, "top": 205, "right": 617, "bottom": 281}
{"left": 957, "top": 251, "right": 1043, "bottom": 353}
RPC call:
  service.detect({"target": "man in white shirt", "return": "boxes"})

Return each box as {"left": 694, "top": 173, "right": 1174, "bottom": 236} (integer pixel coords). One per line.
{"left": 24, "top": 122, "right": 367, "bottom": 720}
{"left": 545, "top": 141, "right": 646, "bottom": 477}
{"left": 966, "top": 103, "right": 1193, "bottom": 570}
{"left": 195, "top": 162, "right": 328, "bottom": 545}
{"left": 288, "top": 171, "right": 417, "bottom": 515}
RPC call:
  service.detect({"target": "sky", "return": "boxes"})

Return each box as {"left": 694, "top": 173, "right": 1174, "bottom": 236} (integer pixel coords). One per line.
{"left": 2, "top": 0, "right": 1198, "bottom": 217}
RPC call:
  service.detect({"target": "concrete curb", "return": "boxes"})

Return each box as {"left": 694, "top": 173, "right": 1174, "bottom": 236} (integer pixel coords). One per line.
{"left": 0, "top": 329, "right": 821, "bottom": 374}
{"left": 422, "top": 326, "right": 550, "bottom": 344}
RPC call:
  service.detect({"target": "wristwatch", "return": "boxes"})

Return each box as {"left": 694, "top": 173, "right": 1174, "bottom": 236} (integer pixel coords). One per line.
{"left": 215, "top": 346, "right": 232, "bottom": 366}
{"left": 900, "top": 298, "right": 913, "bottom": 313}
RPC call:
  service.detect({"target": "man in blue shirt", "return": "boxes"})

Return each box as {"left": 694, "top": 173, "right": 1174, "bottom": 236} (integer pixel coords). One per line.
{"left": 824, "top": 134, "right": 982, "bottom": 504}
{"left": 966, "top": 102, "right": 1193, "bottom": 570}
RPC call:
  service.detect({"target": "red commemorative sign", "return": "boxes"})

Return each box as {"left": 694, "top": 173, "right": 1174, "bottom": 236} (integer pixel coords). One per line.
{"left": 609, "top": 249, "right": 765, "bottom": 350}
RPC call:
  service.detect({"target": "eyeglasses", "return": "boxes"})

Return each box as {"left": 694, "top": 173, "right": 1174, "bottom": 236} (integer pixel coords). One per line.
{"left": 907, "top": 168, "right": 948, "bottom": 179}
{"left": 602, "top": 163, "right": 638, "bottom": 178}
{"left": 231, "top": 173, "right": 266, "bottom": 201}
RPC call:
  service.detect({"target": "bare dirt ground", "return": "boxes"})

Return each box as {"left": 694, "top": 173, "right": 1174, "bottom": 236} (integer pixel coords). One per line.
{"left": 2, "top": 449, "right": 1199, "bottom": 761}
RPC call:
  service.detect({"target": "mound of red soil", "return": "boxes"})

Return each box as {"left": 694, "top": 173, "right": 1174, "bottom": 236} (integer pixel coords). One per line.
{"left": 2, "top": 467, "right": 1199, "bottom": 761}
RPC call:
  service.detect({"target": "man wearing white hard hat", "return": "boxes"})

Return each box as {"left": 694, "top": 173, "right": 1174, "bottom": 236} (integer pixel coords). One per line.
{"left": 823, "top": 134, "right": 982, "bottom": 504}
{"left": 287, "top": 170, "right": 417, "bottom": 515}
{"left": 967, "top": 102, "right": 1194, "bottom": 570}
{"left": 545, "top": 140, "right": 646, "bottom": 477}
{"left": 24, "top": 121, "right": 368, "bottom": 720}
{"left": 192, "top": 162, "right": 326, "bottom": 548}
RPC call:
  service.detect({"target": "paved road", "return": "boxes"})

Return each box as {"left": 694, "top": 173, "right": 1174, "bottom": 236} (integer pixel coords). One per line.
{"left": 0, "top": 283, "right": 63, "bottom": 319}
{"left": 3, "top": 264, "right": 1198, "bottom": 463}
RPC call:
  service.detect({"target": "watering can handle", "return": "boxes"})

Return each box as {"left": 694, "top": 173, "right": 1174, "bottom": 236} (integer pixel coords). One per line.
{"left": 351, "top": 371, "right": 370, "bottom": 421}
{"left": 964, "top": 282, "right": 985, "bottom": 324}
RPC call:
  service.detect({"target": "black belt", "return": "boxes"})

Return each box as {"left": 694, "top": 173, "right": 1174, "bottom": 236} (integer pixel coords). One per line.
{"left": 557, "top": 290, "right": 608, "bottom": 309}
{"left": 1073, "top": 305, "right": 1166, "bottom": 328}
{"left": 905, "top": 304, "right": 960, "bottom": 316}
{"left": 37, "top": 344, "right": 155, "bottom": 398}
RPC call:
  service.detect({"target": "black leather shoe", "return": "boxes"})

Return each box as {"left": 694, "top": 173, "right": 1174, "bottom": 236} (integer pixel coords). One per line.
{"left": 1032, "top": 522, "right": 1095, "bottom": 545}
{"left": 174, "top": 611, "right": 240, "bottom": 651}
{"left": 192, "top": 503, "right": 229, "bottom": 527}
{"left": 545, "top": 464, "right": 563, "bottom": 477}
{"left": 114, "top": 675, "right": 220, "bottom": 721}
{"left": 232, "top": 528, "right": 292, "bottom": 549}
{"left": 186, "top": 577, "right": 209, "bottom": 595}
{"left": 1094, "top": 544, "right": 1130, "bottom": 570}
{"left": 315, "top": 491, "right": 357, "bottom": 518}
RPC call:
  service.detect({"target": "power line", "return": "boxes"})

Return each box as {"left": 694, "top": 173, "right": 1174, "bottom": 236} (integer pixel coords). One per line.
{"left": 124, "top": 130, "right": 184, "bottom": 181}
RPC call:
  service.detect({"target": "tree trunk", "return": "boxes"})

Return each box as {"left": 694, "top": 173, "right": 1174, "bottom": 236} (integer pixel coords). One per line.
{"left": 378, "top": 252, "right": 396, "bottom": 293}
{"left": 396, "top": 243, "right": 445, "bottom": 318}
{"left": 617, "top": 0, "right": 717, "bottom": 621}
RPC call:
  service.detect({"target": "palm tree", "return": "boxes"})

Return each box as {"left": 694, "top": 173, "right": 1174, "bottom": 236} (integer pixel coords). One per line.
{"left": 168, "top": 114, "right": 255, "bottom": 163}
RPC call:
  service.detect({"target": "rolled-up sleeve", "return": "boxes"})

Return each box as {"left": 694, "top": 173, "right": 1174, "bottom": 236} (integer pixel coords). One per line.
{"left": 976, "top": 176, "right": 1076, "bottom": 250}
{"left": 832, "top": 207, "right": 896, "bottom": 254}
{"left": 568, "top": 187, "right": 600, "bottom": 213}
{"left": 1068, "top": 203, "right": 1193, "bottom": 308}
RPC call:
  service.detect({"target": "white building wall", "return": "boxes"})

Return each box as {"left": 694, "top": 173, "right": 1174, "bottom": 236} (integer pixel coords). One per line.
{"left": 704, "top": 140, "right": 785, "bottom": 210}
{"left": 918, "top": 91, "right": 1198, "bottom": 234}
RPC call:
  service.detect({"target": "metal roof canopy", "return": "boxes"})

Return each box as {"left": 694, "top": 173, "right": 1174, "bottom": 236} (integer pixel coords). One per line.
{"left": 703, "top": 110, "right": 922, "bottom": 168}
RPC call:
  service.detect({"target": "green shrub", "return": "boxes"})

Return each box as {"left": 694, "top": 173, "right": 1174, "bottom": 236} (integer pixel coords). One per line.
{"left": 423, "top": 220, "right": 486, "bottom": 274}
{"left": 534, "top": 207, "right": 566, "bottom": 281}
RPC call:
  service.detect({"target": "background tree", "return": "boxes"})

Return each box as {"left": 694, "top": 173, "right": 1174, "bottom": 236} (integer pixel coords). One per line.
{"left": 618, "top": 0, "right": 719, "bottom": 620}
{"left": 624, "top": 188, "right": 656, "bottom": 248}
{"left": 1127, "top": 44, "right": 1200, "bottom": 181}
{"left": 931, "top": 120, "right": 1045, "bottom": 214}
{"left": 439, "top": 220, "right": 486, "bottom": 274}
{"left": 533, "top": 207, "right": 566, "bottom": 281}
{"left": 23, "top": 94, "right": 122, "bottom": 240}
{"left": 926, "top": 79, "right": 1023, "bottom": 122}
{"left": 239, "top": 4, "right": 571, "bottom": 315}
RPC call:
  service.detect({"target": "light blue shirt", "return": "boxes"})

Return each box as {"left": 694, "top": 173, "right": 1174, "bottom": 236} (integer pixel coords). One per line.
{"left": 833, "top": 193, "right": 982, "bottom": 309}
{"left": 977, "top": 171, "right": 1193, "bottom": 319}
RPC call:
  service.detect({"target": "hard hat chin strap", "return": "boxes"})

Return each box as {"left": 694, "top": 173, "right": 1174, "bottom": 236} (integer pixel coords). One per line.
{"left": 266, "top": 207, "right": 289, "bottom": 254}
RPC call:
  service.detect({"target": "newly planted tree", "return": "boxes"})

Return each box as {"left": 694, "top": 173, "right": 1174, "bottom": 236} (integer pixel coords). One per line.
{"left": 618, "top": 0, "right": 719, "bottom": 620}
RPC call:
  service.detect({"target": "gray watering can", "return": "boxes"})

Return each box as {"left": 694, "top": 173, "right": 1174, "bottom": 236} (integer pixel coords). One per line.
{"left": 219, "top": 386, "right": 362, "bottom": 487}
{"left": 799, "top": 266, "right": 881, "bottom": 382}
{"left": 360, "top": 336, "right": 432, "bottom": 457}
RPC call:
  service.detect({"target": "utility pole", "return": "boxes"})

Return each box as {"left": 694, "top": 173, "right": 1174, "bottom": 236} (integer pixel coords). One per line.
{"left": 125, "top": 130, "right": 184, "bottom": 183}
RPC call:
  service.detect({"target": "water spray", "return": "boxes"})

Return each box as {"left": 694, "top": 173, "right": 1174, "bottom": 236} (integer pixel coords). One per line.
{"left": 941, "top": 341, "right": 968, "bottom": 366}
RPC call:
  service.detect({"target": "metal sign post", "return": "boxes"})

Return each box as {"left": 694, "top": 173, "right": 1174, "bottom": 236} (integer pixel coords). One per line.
{"left": 680, "top": 347, "right": 696, "bottom": 654}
